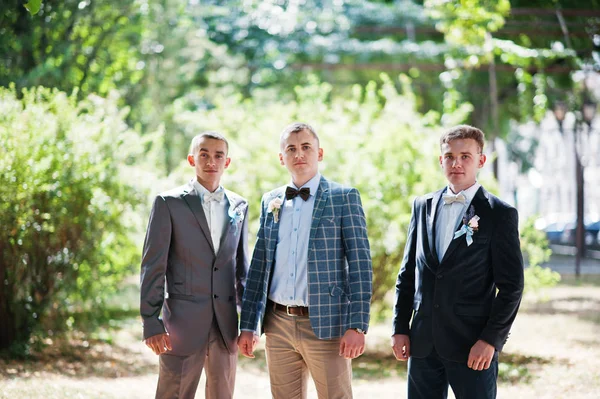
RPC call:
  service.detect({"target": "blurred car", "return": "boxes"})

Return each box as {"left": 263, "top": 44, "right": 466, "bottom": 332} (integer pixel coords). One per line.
{"left": 544, "top": 221, "right": 569, "bottom": 245}
{"left": 559, "top": 219, "right": 600, "bottom": 249}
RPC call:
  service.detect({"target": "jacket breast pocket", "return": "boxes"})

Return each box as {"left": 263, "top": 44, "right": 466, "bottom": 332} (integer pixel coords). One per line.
{"left": 321, "top": 217, "right": 336, "bottom": 227}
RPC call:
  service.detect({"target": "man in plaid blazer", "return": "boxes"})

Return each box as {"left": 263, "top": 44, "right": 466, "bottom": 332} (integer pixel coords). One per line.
{"left": 238, "top": 122, "right": 372, "bottom": 398}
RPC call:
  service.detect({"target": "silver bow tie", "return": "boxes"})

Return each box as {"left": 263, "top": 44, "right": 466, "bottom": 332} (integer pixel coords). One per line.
{"left": 204, "top": 190, "right": 224, "bottom": 203}
{"left": 442, "top": 192, "right": 466, "bottom": 205}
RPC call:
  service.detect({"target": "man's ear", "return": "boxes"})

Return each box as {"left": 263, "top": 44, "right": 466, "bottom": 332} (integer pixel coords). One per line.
{"left": 478, "top": 154, "right": 487, "bottom": 168}
{"left": 318, "top": 148, "right": 323, "bottom": 161}
{"left": 224, "top": 157, "right": 231, "bottom": 169}
{"left": 279, "top": 153, "right": 285, "bottom": 166}
{"left": 187, "top": 154, "right": 195, "bottom": 166}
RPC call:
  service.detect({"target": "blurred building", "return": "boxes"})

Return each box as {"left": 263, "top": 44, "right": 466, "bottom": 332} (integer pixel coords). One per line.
{"left": 496, "top": 110, "right": 600, "bottom": 227}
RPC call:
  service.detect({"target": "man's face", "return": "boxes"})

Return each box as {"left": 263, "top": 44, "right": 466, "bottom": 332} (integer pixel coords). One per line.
{"left": 279, "top": 129, "right": 323, "bottom": 184}
{"left": 187, "top": 137, "right": 230, "bottom": 187}
{"left": 439, "top": 138, "right": 486, "bottom": 193}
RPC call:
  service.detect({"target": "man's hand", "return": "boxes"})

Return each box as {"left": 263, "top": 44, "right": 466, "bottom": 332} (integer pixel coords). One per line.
{"left": 391, "top": 334, "right": 411, "bottom": 361}
{"left": 144, "top": 333, "right": 172, "bottom": 355}
{"left": 238, "top": 331, "right": 259, "bottom": 358}
{"left": 339, "top": 329, "right": 365, "bottom": 359}
{"left": 468, "top": 339, "right": 495, "bottom": 370}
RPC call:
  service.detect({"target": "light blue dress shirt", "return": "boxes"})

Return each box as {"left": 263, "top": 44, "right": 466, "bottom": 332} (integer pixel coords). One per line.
{"left": 435, "top": 182, "right": 481, "bottom": 261}
{"left": 268, "top": 173, "right": 322, "bottom": 306}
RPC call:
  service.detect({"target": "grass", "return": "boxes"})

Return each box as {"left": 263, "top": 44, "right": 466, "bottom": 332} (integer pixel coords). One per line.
{"left": 555, "top": 273, "right": 600, "bottom": 286}
{"left": 1, "top": 276, "right": 599, "bottom": 398}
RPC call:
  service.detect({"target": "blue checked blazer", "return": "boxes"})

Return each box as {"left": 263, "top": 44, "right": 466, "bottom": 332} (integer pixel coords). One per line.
{"left": 240, "top": 176, "right": 372, "bottom": 339}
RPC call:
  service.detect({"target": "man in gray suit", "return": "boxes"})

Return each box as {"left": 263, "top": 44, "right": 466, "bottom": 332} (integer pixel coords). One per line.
{"left": 140, "top": 131, "right": 249, "bottom": 399}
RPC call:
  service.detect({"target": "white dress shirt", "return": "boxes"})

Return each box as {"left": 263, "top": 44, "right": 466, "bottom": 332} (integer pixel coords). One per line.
{"left": 435, "top": 182, "right": 481, "bottom": 261}
{"left": 193, "top": 180, "right": 229, "bottom": 254}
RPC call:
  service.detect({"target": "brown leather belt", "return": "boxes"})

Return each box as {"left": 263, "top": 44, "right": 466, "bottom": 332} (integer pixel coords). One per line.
{"left": 270, "top": 301, "right": 309, "bottom": 316}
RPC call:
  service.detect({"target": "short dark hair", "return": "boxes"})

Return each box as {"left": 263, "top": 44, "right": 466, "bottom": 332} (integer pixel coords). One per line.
{"left": 189, "top": 131, "right": 229, "bottom": 155}
{"left": 279, "top": 122, "right": 320, "bottom": 151}
{"left": 440, "top": 125, "right": 485, "bottom": 153}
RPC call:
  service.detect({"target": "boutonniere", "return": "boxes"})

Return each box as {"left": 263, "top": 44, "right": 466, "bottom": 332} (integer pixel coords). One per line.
{"left": 454, "top": 205, "right": 480, "bottom": 246}
{"left": 267, "top": 197, "right": 283, "bottom": 223}
{"left": 228, "top": 204, "right": 245, "bottom": 233}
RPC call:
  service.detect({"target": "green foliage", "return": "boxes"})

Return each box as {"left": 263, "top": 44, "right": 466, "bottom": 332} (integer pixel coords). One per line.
{"left": 24, "top": 0, "right": 41, "bottom": 15}
{"left": 168, "top": 75, "right": 451, "bottom": 314}
{"left": 520, "top": 216, "right": 560, "bottom": 294}
{"left": 1, "top": 1, "right": 146, "bottom": 98}
{"left": 0, "top": 86, "right": 145, "bottom": 352}
{"left": 425, "top": 0, "right": 510, "bottom": 47}
{"left": 6, "top": 0, "right": 593, "bottom": 180}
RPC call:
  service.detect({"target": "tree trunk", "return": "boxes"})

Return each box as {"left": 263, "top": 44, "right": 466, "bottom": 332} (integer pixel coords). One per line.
{"left": 575, "top": 151, "right": 585, "bottom": 277}
{"left": 487, "top": 32, "right": 500, "bottom": 181}
{"left": 0, "top": 266, "right": 16, "bottom": 350}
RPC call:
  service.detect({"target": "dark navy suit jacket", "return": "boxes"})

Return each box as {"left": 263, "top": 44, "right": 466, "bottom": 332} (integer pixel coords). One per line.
{"left": 393, "top": 186, "right": 524, "bottom": 363}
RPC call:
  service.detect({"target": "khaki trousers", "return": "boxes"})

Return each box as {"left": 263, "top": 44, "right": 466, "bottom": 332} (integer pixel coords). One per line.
{"left": 155, "top": 317, "right": 236, "bottom": 399}
{"left": 263, "top": 306, "right": 353, "bottom": 399}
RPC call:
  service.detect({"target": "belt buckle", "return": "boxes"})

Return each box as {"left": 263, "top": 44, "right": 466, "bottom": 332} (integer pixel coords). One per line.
{"left": 286, "top": 305, "right": 294, "bottom": 316}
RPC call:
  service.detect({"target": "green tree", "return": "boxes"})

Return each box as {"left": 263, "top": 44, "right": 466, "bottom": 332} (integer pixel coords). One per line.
{"left": 0, "top": 86, "right": 145, "bottom": 353}
{"left": 1, "top": 0, "right": 146, "bottom": 99}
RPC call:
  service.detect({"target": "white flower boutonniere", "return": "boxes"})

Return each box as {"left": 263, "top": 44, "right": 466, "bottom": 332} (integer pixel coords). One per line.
{"left": 228, "top": 205, "right": 245, "bottom": 233}
{"left": 229, "top": 208, "right": 244, "bottom": 225}
{"left": 267, "top": 197, "right": 283, "bottom": 223}
{"left": 454, "top": 205, "right": 480, "bottom": 246}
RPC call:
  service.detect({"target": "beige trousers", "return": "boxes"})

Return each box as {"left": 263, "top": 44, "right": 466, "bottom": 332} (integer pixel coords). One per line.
{"left": 263, "top": 306, "right": 353, "bottom": 399}
{"left": 155, "top": 317, "right": 236, "bottom": 399}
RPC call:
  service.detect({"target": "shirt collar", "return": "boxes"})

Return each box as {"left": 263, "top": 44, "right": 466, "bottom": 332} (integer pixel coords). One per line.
{"left": 290, "top": 172, "right": 321, "bottom": 198}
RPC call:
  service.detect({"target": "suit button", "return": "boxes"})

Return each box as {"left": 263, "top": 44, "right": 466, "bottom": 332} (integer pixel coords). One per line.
{"left": 434, "top": 304, "right": 440, "bottom": 309}
{"left": 214, "top": 267, "right": 218, "bottom": 271}
{"left": 213, "top": 294, "right": 218, "bottom": 299}
{"left": 437, "top": 274, "right": 443, "bottom": 279}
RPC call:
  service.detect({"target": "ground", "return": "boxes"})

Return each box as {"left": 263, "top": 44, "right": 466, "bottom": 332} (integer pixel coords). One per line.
{"left": 1, "top": 276, "right": 599, "bottom": 398}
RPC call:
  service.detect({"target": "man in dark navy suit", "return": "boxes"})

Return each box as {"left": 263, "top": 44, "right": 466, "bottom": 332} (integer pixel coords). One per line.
{"left": 392, "top": 125, "right": 524, "bottom": 399}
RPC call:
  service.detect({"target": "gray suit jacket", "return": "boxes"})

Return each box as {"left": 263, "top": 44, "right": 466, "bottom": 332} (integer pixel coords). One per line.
{"left": 140, "top": 180, "right": 249, "bottom": 356}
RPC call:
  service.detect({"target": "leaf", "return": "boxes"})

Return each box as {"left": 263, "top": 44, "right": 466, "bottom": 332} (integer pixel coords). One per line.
{"left": 24, "top": 0, "right": 42, "bottom": 15}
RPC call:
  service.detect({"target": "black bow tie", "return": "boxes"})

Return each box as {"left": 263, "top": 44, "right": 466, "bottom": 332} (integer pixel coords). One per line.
{"left": 285, "top": 186, "right": 310, "bottom": 201}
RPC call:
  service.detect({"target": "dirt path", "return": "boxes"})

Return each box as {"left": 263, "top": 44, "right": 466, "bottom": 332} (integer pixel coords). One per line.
{"left": 2, "top": 284, "right": 599, "bottom": 398}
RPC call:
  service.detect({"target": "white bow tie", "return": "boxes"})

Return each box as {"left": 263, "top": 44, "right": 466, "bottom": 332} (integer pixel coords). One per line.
{"left": 442, "top": 192, "right": 466, "bottom": 205}
{"left": 204, "top": 190, "right": 224, "bottom": 203}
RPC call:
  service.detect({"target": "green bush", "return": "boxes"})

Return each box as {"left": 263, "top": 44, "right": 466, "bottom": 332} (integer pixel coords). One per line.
{"left": 520, "top": 216, "right": 560, "bottom": 293}
{"left": 0, "top": 86, "right": 145, "bottom": 353}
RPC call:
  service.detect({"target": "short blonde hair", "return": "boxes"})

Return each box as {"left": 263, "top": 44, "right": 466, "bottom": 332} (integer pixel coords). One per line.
{"left": 189, "top": 131, "right": 229, "bottom": 155}
{"left": 440, "top": 125, "right": 485, "bottom": 153}
{"left": 279, "top": 122, "right": 320, "bottom": 151}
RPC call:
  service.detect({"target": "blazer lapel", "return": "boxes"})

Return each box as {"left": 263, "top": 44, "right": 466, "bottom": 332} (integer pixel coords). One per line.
{"left": 439, "top": 186, "right": 490, "bottom": 265}
{"left": 309, "top": 177, "right": 329, "bottom": 244}
{"left": 266, "top": 189, "right": 285, "bottom": 263}
{"left": 215, "top": 190, "right": 247, "bottom": 257}
{"left": 427, "top": 189, "right": 444, "bottom": 264}
{"left": 182, "top": 181, "right": 215, "bottom": 254}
